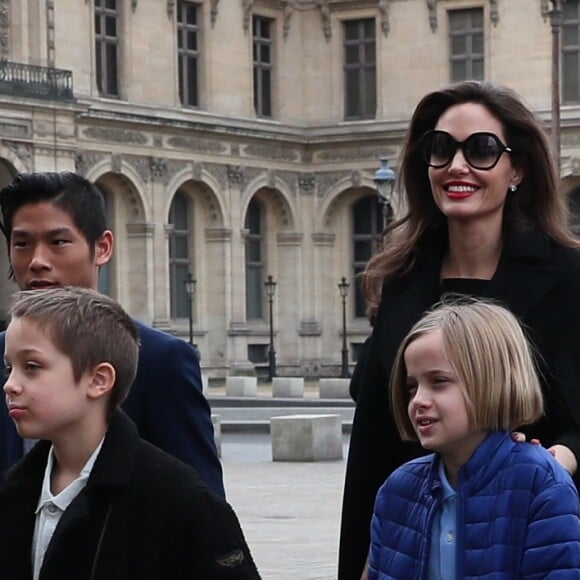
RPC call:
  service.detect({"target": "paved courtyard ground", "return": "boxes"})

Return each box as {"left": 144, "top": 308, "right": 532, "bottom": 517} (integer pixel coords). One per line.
{"left": 222, "top": 432, "right": 349, "bottom": 579}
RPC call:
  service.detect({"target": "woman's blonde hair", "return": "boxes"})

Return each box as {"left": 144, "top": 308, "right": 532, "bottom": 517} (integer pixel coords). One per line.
{"left": 391, "top": 298, "right": 543, "bottom": 441}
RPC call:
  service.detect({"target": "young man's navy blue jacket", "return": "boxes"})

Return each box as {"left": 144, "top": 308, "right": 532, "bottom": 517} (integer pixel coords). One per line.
{"left": 0, "top": 321, "right": 225, "bottom": 498}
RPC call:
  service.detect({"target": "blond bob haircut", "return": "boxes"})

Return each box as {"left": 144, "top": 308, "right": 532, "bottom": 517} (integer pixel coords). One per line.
{"left": 9, "top": 286, "right": 139, "bottom": 418}
{"left": 391, "top": 298, "right": 543, "bottom": 441}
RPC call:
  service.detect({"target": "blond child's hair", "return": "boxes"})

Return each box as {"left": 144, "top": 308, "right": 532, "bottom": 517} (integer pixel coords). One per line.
{"left": 391, "top": 298, "right": 543, "bottom": 441}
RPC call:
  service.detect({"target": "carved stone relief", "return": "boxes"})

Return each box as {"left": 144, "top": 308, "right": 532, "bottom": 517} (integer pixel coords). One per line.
{"left": 227, "top": 165, "right": 245, "bottom": 187}
{"left": 5, "top": 141, "right": 32, "bottom": 172}
{"left": 540, "top": 0, "right": 550, "bottom": 19}
{"left": 167, "top": 0, "right": 176, "bottom": 18}
{"left": 315, "top": 145, "right": 395, "bottom": 163}
{"left": 75, "top": 151, "right": 108, "bottom": 177}
{"left": 298, "top": 320, "right": 322, "bottom": 336}
{"left": 490, "top": 0, "right": 499, "bottom": 26}
{"left": 205, "top": 227, "right": 232, "bottom": 242}
{"left": 0, "top": 0, "right": 9, "bottom": 60}
{"left": 166, "top": 135, "right": 226, "bottom": 154}
{"left": 211, "top": 0, "right": 220, "bottom": 27}
{"left": 277, "top": 232, "right": 303, "bottom": 246}
{"left": 126, "top": 222, "right": 155, "bottom": 237}
{"left": 242, "top": 0, "right": 254, "bottom": 33}
{"left": 111, "top": 153, "right": 122, "bottom": 173}
{"left": 378, "top": 0, "right": 390, "bottom": 37}
{"left": 131, "top": 0, "right": 138, "bottom": 13}
{"left": 317, "top": 1, "right": 332, "bottom": 41}
{"left": 0, "top": 120, "right": 31, "bottom": 139}
{"left": 312, "top": 232, "right": 336, "bottom": 246}
{"left": 351, "top": 170, "right": 363, "bottom": 188}
{"left": 298, "top": 173, "right": 316, "bottom": 194}
{"left": 83, "top": 127, "right": 149, "bottom": 146}
{"left": 46, "top": 0, "right": 55, "bottom": 67}
{"left": 427, "top": 0, "right": 437, "bottom": 33}
{"left": 316, "top": 171, "right": 350, "bottom": 198}
{"left": 205, "top": 162, "right": 229, "bottom": 190}
{"left": 283, "top": 1, "right": 295, "bottom": 40}
{"left": 243, "top": 143, "right": 298, "bottom": 162}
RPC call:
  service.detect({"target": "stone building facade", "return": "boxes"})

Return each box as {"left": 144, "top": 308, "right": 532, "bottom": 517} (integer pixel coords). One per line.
{"left": 0, "top": 0, "right": 579, "bottom": 377}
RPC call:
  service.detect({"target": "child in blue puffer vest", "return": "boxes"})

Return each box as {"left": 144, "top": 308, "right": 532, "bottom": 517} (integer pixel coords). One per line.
{"left": 366, "top": 298, "right": 580, "bottom": 579}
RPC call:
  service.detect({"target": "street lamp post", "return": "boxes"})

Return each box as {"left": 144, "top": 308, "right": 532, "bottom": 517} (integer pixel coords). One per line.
{"left": 373, "top": 156, "right": 397, "bottom": 233}
{"left": 550, "top": 0, "right": 563, "bottom": 174}
{"left": 338, "top": 277, "right": 350, "bottom": 378}
{"left": 184, "top": 272, "right": 196, "bottom": 346}
{"left": 264, "top": 275, "right": 277, "bottom": 381}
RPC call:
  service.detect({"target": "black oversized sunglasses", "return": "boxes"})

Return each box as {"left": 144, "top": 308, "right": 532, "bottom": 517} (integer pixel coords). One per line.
{"left": 419, "top": 130, "right": 512, "bottom": 170}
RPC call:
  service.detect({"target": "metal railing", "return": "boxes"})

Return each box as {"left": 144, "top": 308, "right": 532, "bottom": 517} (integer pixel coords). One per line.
{"left": 0, "top": 60, "right": 74, "bottom": 101}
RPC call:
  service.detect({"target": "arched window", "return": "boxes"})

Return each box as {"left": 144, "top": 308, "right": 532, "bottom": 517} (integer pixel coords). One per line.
{"left": 245, "top": 199, "right": 264, "bottom": 320}
{"left": 352, "top": 196, "right": 382, "bottom": 318}
{"left": 168, "top": 191, "right": 191, "bottom": 319}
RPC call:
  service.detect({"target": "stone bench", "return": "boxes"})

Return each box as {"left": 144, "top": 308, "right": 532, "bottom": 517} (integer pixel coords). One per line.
{"left": 272, "top": 377, "right": 304, "bottom": 398}
{"left": 318, "top": 378, "right": 351, "bottom": 399}
{"left": 211, "top": 414, "right": 221, "bottom": 457}
{"left": 270, "top": 414, "right": 343, "bottom": 461}
{"left": 226, "top": 376, "right": 258, "bottom": 397}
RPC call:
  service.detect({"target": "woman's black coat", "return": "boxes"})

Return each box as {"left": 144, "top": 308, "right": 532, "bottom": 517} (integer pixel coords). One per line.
{"left": 338, "top": 229, "right": 580, "bottom": 580}
{"left": 0, "top": 410, "right": 260, "bottom": 580}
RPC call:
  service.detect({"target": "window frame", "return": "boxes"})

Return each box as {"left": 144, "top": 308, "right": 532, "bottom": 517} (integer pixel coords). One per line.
{"left": 252, "top": 15, "right": 274, "bottom": 118}
{"left": 168, "top": 192, "right": 192, "bottom": 320}
{"left": 177, "top": 0, "right": 200, "bottom": 107}
{"left": 343, "top": 18, "right": 377, "bottom": 121}
{"left": 563, "top": 0, "right": 580, "bottom": 103}
{"left": 245, "top": 198, "right": 265, "bottom": 320}
{"left": 448, "top": 7, "right": 484, "bottom": 83}
{"left": 95, "top": 0, "right": 120, "bottom": 97}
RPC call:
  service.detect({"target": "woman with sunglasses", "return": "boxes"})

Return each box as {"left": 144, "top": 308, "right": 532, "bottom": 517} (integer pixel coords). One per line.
{"left": 339, "top": 80, "right": 580, "bottom": 580}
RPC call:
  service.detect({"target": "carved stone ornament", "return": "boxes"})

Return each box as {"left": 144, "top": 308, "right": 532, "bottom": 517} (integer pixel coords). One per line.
{"left": 427, "top": 0, "right": 437, "bottom": 33}
{"left": 111, "top": 153, "right": 122, "bottom": 173}
{"left": 0, "top": 0, "right": 10, "bottom": 60}
{"left": 318, "top": 0, "right": 332, "bottom": 41}
{"left": 211, "top": 0, "right": 220, "bottom": 27}
{"left": 377, "top": 0, "right": 390, "bottom": 37}
{"left": 75, "top": 151, "right": 107, "bottom": 177}
{"left": 167, "top": 0, "right": 176, "bottom": 18}
{"left": 227, "top": 165, "right": 245, "bottom": 186}
{"left": 242, "top": 0, "right": 253, "bottom": 33}
{"left": 5, "top": 141, "right": 32, "bottom": 172}
{"left": 283, "top": 1, "right": 295, "bottom": 40}
{"left": 351, "top": 170, "right": 363, "bottom": 188}
{"left": 490, "top": 0, "right": 499, "bottom": 26}
{"left": 131, "top": 0, "right": 138, "bottom": 13}
{"left": 83, "top": 127, "right": 149, "bottom": 146}
{"left": 149, "top": 157, "right": 168, "bottom": 181}
{"left": 298, "top": 173, "right": 316, "bottom": 194}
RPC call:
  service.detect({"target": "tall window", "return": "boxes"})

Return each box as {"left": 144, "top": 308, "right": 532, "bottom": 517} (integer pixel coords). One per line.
{"left": 169, "top": 192, "right": 191, "bottom": 319}
{"left": 568, "top": 187, "right": 580, "bottom": 235}
{"left": 177, "top": 1, "right": 199, "bottom": 107}
{"left": 352, "top": 197, "right": 382, "bottom": 318}
{"left": 344, "top": 19, "right": 376, "bottom": 120}
{"left": 449, "top": 8, "right": 484, "bottom": 82}
{"left": 563, "top": 1, "right": 580, "bottom": 103}
{"left": 95, "top": 0, "right": 119, "bottom": 97}
{"left": 253, "top": 16, "right": 273, "bottom": 117}
{"left": 245, "top": 199, "right": 264, "bottom": 319}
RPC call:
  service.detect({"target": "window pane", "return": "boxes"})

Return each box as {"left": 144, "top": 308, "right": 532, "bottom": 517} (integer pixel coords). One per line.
{"left": 246, "top": 201, "right": 261, "bottom": 233}
{"left": 564, "top": 52, "right": 579, "bottom": 102}
{"left": 451, "top": 35, "right": 466, "bottom": 54}
{"left": 344, "top": 21, "right": 359, "bottom": 40}
{"left": 246, "top": 267, "right": 263, "bottom": 319}
{"left": 173, "top": 264, "right": 190, "bottom": 318}
{"left": 261, "top": 70, "right": 272, "bottom": 116}
{"left": 354, "top": 240, "right": 372, "bottom": 262}
{"left": 345, "top": 45, "right": 359, "bottom": 65}
{"left": 363, "top": 19, "right": 375, "bottom": 38}
{"left": 260, "top": 44, "right": 270, "bottom": 63}
{"left": 186, "top": 4, "right": 197, "bottom": 24}
{"left": 174, "top": 235, "right": 189, "bottom": 259}
{"left": 472, "top": 59, "right": 484, "bottom": 80}
{"left": 248, "top": 239, "right": 261, "bottom": 262}
{"left": 187, "top": 58, "right": 198, "bottom": 106}
{"left": 95, "top": 14, "right": 101, "bottom": 34}
{"left": 345, "top": 69, "right": 359, "bottom": 117}
{"left": 105, "top": 0, "right": 116, "bottom": 9}
{"left": 105, "top": 16, "right": 116, "bottom": 37}
{"left": 450, "top": 12, "right": 467, "bottom": 31}
{"left": 364, "top": 42, "right": 376, "bottom": 63}
{"left": 471, "top": 10, "right": 483, "bottom": 27}
{"left": 564, "top": 25, "right": 579, "bottom": 46}
{"left": 187, "top": 30, "right": 197, "bottom": 51}
{"left": 106, "top": 44, "right": 118, "bottom": 95}
{"left": 364, "top": 68, "right": 376, "bottom": 116}
{"left": 451, "top": 61, "right": 466, "bottom": 82}
{"left": 472, "top": 33, "right": 484, "bottom": 54}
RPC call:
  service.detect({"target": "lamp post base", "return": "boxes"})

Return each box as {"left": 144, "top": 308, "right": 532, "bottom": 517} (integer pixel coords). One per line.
{"left": 340, "top": 349, "right": 350, "bottom": 379}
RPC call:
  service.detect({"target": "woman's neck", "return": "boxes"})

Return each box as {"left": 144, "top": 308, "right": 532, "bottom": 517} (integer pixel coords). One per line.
{"left": 442, "top": 221, "right": 503, "bottom": 279}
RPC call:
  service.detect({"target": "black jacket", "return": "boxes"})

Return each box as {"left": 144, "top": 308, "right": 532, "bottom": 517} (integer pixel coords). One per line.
{"left": 0, "top": 411, "right": 260, "bottom": 580}
{"left": 338, "top": 228, "right": 580, "bottom": 580}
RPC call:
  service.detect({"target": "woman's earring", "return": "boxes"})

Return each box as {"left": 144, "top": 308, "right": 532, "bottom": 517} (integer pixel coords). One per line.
{"left": 509, "top": 184, "right": 518, "bottom": 193}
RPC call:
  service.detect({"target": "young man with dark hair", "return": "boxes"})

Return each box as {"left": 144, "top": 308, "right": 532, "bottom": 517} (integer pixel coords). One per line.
{"left": 0, "top": 171, "right": 225, "bottom": 497}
